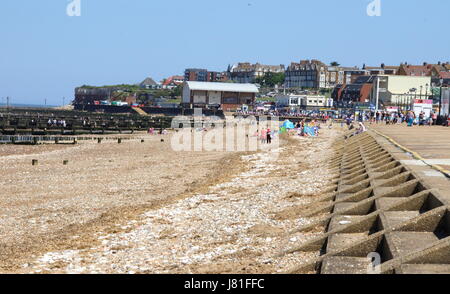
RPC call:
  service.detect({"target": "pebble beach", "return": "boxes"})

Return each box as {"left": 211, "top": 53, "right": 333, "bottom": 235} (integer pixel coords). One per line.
{"left": 0, "top": 126, "right": 343, "bottom": 274}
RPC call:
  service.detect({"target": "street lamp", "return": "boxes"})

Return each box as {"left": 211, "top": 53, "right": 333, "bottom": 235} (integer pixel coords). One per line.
{"left": 410, "top": 88, "right": 417, "bottom": 105}
{"left": 439, "top": 78, "right": 444, "bottom": 117}
{"left": 403, "top": 93, "right": 407, "bottom": 111}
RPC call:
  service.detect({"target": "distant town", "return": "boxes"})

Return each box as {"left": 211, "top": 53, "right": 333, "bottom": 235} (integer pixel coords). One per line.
{"left": 73, "top": 60, "right": 450, "bottom": 118}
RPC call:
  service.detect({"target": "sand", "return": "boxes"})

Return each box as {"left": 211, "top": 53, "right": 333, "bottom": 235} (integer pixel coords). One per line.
{"left": 0, "top": 126, "right": 342, "bottom": 274}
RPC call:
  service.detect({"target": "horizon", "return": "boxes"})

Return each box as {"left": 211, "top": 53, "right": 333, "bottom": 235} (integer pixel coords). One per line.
{"left": 1, "top": 0, "right": 449, "bottom": 105}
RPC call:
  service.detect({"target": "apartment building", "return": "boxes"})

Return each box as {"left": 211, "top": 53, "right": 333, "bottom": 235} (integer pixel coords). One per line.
{"left": 333, "top": 76, "right": 375, "bottom": 103}
{"left": 229, "top": 62, "right": 285, "bottom": 84}
{"left": 185, "top": 68, "right": 209, "bottom": 82}
{"left": 327, "top": 66, "right": 345, "bottom": 88}
{"left": 184, "top": 68, "right": 229, "bottom": 82}
{"left": 363, "top": 64, "right": 399, "bottom": 75}
{"left": 285, "top": 60, "right": 328, "bottom": 89}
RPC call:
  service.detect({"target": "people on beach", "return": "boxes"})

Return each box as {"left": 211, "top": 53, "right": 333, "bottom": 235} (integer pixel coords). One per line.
{"left": 260, "top": 128, "right": 267, "bottom": 144}
{"left": 266, "top": 128, "right": 272, "bottom": 144}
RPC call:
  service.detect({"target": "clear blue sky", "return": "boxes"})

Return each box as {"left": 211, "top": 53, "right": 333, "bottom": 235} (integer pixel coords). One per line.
{"left": 1, "top": 0, "right": 449, "bottom": 105}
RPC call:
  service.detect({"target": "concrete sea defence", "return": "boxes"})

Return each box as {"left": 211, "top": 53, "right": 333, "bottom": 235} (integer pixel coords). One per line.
{"left": 280, "top": 131, "right": 450, "bottom": 274}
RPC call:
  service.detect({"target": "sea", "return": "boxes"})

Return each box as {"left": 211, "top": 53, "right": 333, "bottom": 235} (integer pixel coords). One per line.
{"left": 0, "top": 103, "right": 58, "bottom": 109}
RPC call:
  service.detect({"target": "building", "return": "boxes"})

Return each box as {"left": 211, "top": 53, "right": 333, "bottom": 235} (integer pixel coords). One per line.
{"left": 374, "top": 75, "right": 432, "bottom": 105}
{"left": 162, "top": 76, "right": 185, "bottom": 89}
{"left": 276, "top": 94, "right": 304, "bottom": 108}
{"left": 342, "top": 67, "right": 365, "bottom": 85}
{"left": 340, "top": 83, "right": 374, "bottom": 103}
{"left": 229, "top": 63, "right": 285, "bottom": 84}
{"left": 184, "top": 69, "right": 229, "bottom": 82}
{"left": 302, "top": 96, "right": 333, "bottom": 109}
{"left": 396, "top": 62, "right": 450, "bottom": 77}
{"left": 332, "top": 76, "right": 375, "bottom": 109}
{"left": 276, "top": 94, "right": 332, "bottom": 109}
{"left": 439, "top": 72, "right": 450, "bottom": 79}
{"left": 208, "top": 71, "right": 229, "bottom": 83}
{"left": 363, "top": 64, "right": 399, "bottom": 75}
{"left": 74, "top": 87, "right": 111, "bottom": 104}
{"left": 285, "top": 60, "right": 328, "bottom": 89}
{"left": 182, "top": 81, "right": 258, "bottom": 111}
{"left": 326, "top": 67, "right": 345, "bottom": 89}
{"left": 331, "top": 84, "right": 344, "bottom": 101}
{"left": 185, "top": 68, "right": 209, "bottom": 82}
{"left": 140, "top": 77, "right": 160, "bottom": 89}
{"left": 397, "top": 63, "right": 434, "bottom": 77}
{"left": 340, "top": 76, "right": 375, "bottom": 103}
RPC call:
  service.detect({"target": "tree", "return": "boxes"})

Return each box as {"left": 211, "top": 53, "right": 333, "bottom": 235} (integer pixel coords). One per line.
{"left": 330, "top": 61, "right": 340, "bottom": 66}
{"left": 256, "top": 72, "right": 285, "bottom": 88}
{"left": 171, "top": 85, "right": 182, "bottom": 97}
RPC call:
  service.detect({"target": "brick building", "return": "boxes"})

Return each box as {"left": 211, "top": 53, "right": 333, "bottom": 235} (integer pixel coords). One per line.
{"left": 229, "top": 62, "right": 285, "bottom": 84}
{"left": 285, "top": 60, "right": 328, "bottom": 89}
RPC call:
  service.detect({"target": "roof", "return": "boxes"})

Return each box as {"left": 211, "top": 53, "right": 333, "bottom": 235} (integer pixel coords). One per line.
{"left": 162, "top": 76, "right": 185, "bottom": 86}
{"left": 354, "top": 75, "right": 376, "bottom": 84}
{"left": 140, "top": 77, "right": 158, "bottom": 86}
{"left": 439, "top": 72, "right": 450, "bottom": 79}
{"left": 287, "top": 60, "right": 327, "bottom": 71}
{"left": 398, "top": 64, "right": 433, "bottom": 76}
{"left": 231, "top": 62, "right": 285, "bottom": 73}
{"left": 185, "top": 81, "right": 259, "bottom": 93}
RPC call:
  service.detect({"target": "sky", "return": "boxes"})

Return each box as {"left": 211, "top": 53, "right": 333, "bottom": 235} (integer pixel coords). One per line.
{"left": 0, "top": 0, "right": 449, "bottom": 105}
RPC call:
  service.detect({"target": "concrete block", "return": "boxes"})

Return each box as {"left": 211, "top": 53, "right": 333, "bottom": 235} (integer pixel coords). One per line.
{"left": 321, "top": 257, "right": 370, "bottom": 274}
{"left": 387, "top": 232, "right": 439, "bottom": 258}
{"left": 326, "top": 233, "right": 368, "bottom": 253}
{"left": 381, "top": 211, "right": 420, "bottom": 228}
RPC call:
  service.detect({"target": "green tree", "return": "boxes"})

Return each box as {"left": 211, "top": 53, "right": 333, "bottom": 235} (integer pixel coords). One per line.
{"left": 256, "top": 72, "right": 285, "bottom": 87}
{"left": 330, "top": 61, "right": 340, "bottom": 66}
{"left": 171, "top": 85, "right": 183, "bottom": 97}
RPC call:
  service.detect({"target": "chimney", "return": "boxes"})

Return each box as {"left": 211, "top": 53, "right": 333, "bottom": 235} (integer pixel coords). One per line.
{"left": 381, "top": 63, "right": 385, "bottom": 69}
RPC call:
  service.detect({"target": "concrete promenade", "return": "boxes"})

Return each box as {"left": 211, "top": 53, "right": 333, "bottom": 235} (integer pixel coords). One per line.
{"left": 370, "top": 124, "right": 450, "bottom": 195}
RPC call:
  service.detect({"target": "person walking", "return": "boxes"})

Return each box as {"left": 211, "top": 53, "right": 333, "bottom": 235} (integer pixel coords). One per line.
{"left": 261, "top": 128, "right": 267, "bottom": 144}
{"left": 407, "top": 111, "right": 414, "bottom": 127}
{"left": 266, "top": 128, "right": 272, "bottom": 144}
{"left": 431, "top": 111, "right": 438, "bottom": 126}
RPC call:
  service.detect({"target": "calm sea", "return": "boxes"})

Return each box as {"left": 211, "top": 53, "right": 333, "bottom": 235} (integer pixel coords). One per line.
{"left": 0, "top": 103, "right": 58, "bottom": 108}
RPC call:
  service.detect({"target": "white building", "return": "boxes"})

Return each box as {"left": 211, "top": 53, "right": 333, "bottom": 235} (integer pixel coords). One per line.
{"left": 276, "top": 94, "right": 304, "bottom": 107}
{"left": 276, "top": 94, "right": 333, "bottom": 109}
{"left": 182, "top": 81, "right": 259, "bottom": 111}
{"left": 374, "top": 75, "right": 432, "bottom": 105}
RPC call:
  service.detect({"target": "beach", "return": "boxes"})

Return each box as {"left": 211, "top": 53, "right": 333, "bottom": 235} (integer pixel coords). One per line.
{"left": 0, "top": 127, "right": 342, "bottom": 273}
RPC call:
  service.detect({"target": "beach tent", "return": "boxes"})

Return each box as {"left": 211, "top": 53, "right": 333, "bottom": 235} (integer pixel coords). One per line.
{"left": 282, "top": 120, "right": 295, "bottom": 129}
